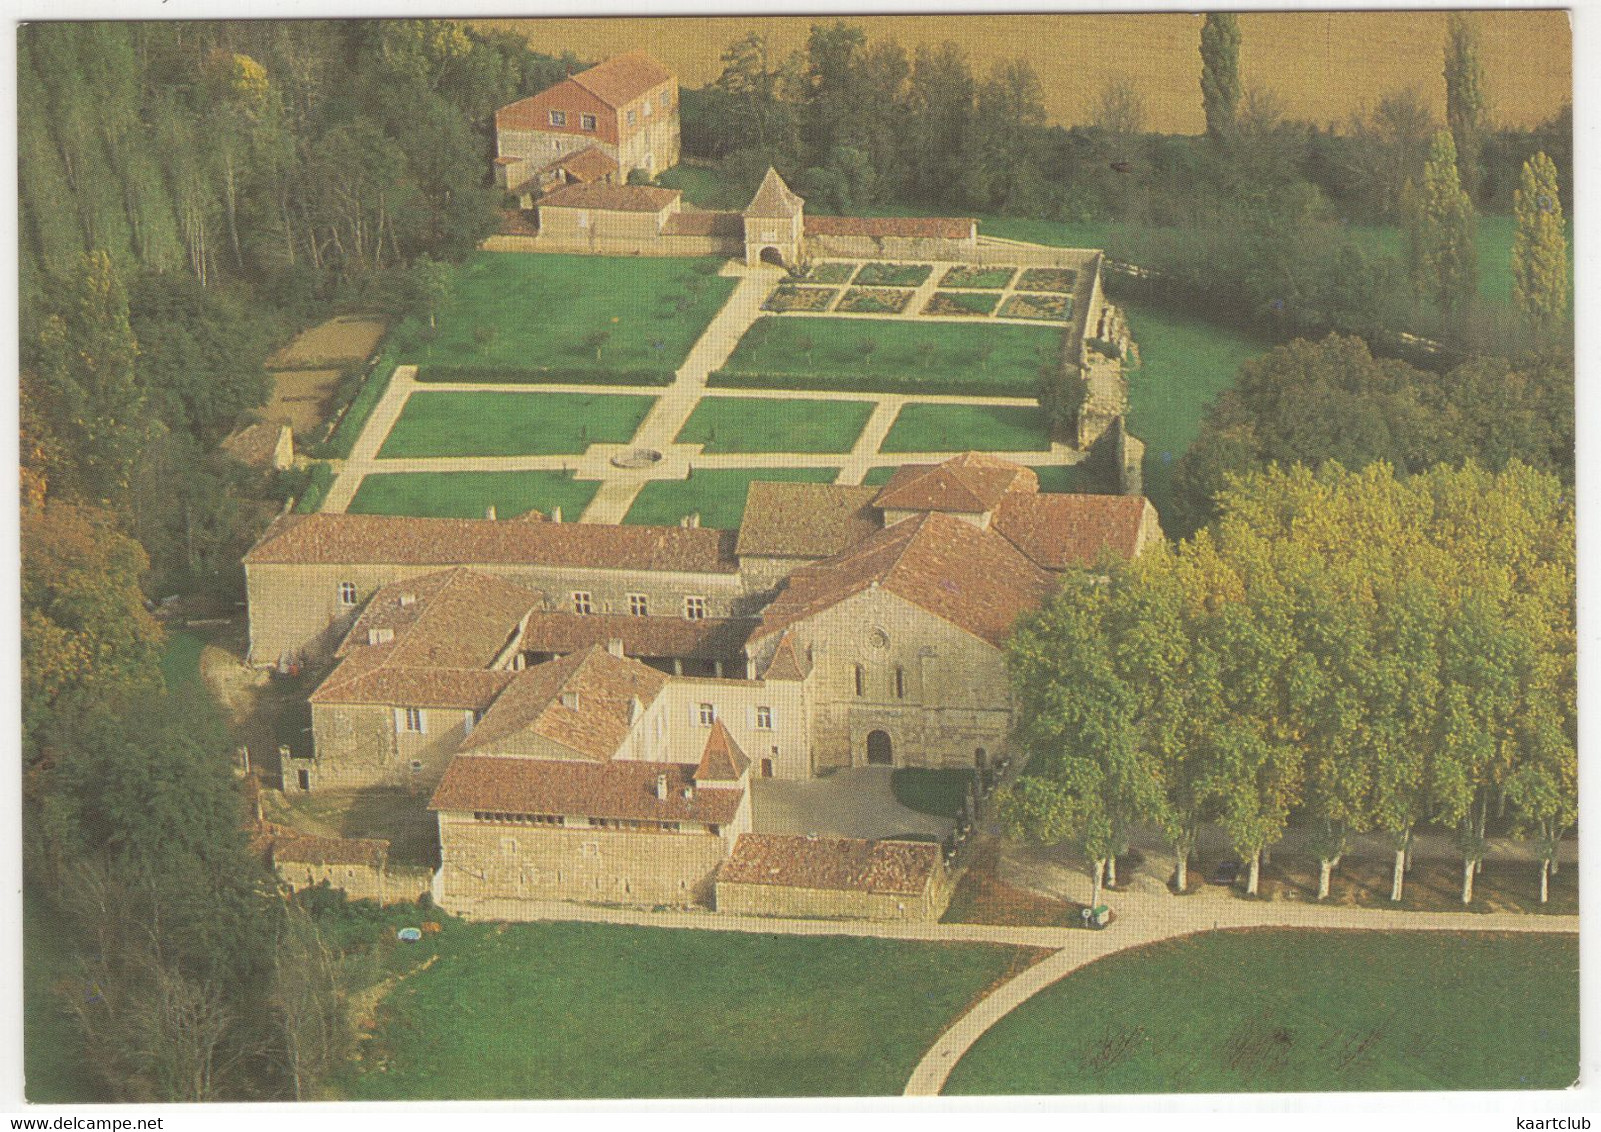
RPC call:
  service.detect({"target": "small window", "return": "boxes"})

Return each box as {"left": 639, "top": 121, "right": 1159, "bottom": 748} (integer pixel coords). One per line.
{"left": 642, "top": 100, "right": 652, "bottom": 118}
{"left": 683, "top": 596, "right": 707, "bottom": 621}
{"left": 853, "top": 664, "right": 865, "bottom": 697}
{"left": 698, "top": 702, "right": 715, "bottom": 727}
{"left": 628, "top": 593, "right": 649, "bottom": 617}
{"left": 895, "top": 666, "right": 906, "bottom": 699}
{"left": 404, "top": 707, "right": 424, "bottom": 733}
{"left": 660, "top": 90, "right": 671, "bottom": 109}
{"left": 338, "top": 581, "right": 357, "bottom": 606}
{"left": 573, "top": 591, "right": 594, "bottom": 615}
{"left": 626, "top": 108, "right": 638, "bottom": 126}
{"left": 410, "top": 760, "right": 423, "bottom": 774}
{"left": 549, "top": 109, "right": 566, "bottom": 127}
{"left": 580, "top": 113, "right": 597, "bottom": 131}
{"left": 755, "top": 705, "right": 773, "bottom": 730}
{"left": 473, "top": 708, "right": 486, "bottom": 725}
{"left": 296, "top": 768, "right": 310, "bottom": 791}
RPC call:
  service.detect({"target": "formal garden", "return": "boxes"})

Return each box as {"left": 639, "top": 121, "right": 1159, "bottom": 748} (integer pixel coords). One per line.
{"left": 623, "top": 467, "right": 840, "bottom": 529}
{"left": 673, "top": 395, "right": 876, "bottom": 454}
{"left": 346, "top": 470, "right": 600, "bottom": 521}
{"left": 377, "top": 391, "right": 657, "bottom": 458}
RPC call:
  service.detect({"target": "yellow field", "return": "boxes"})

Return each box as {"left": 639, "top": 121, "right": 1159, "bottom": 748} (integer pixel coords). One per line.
{"left": 475, "top": 11, "right": 1569, "bottom": 135}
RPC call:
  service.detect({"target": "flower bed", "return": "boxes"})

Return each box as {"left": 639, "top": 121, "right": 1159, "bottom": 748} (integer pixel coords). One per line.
{"left": 798, "top": 261, "right": 859, "bottom": 284}
{"left": 852, "top": 262, "right": 934, "bottom": 287}
{"left": 940, "top": 265, "right": 1016, "bottom": 289}
{"left": 763, "top": 285, "right": 840, "bottom": 313}
{"left": 998, "top": 292, "right": 1072, "bottom": 321}
{"left": 837, "top": 287, "right": 914, "bottom": 314}
{"left": 924, "top": 291, "right": 1001, "bottom": 317}
{"left": 1016, "top": 267, "right": 1077, "bottom": 293}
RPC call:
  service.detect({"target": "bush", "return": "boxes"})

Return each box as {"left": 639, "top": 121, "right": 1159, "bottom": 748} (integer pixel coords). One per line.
{"left": 413, "top": 366, "right": 676, "bottom": 386}
{"left": 709, "top": 368, "right": 1035, "bottom": 399}
{"left": 315, "top": 349, "right": 400, "bottom": 459}
{"left": 295, "top": 462, "right": 335, "bottom": 514}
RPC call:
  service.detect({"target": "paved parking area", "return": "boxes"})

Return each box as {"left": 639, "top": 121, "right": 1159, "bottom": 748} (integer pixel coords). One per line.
{"left": 751, "top": 766, "right": 954, "bottom": 841}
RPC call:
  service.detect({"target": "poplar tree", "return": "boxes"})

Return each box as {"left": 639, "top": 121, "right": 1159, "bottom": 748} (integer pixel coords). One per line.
{"left": 1415, "top": 130, "right": 1478, "bottom": 317}
{"left": 1444, "top": 12, "right": 1487, "bottom": 202}
{"left": 1199, "top": 13, "right": 1242, "bottom": 140}
{"left": 1512, "top": 152, "right": 1569, "bottom": 336}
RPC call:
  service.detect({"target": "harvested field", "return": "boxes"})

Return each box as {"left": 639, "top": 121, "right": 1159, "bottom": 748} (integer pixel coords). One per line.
{"left": 268, "top": 316, "right": 387, "bottom": 369}
{"left": 262, "top": 368, "right": 344, "bottom": 436}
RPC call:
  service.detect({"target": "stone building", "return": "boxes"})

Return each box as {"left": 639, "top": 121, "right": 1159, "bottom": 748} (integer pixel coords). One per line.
{"left": 493, "top": 51, "right": 679, "bottom": 203}
{"left": 716, "top": 833, "right": 948, "bottom": 921}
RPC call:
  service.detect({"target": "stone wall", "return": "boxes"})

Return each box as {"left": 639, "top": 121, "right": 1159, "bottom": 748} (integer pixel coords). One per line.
{"left": 308, "top": 701, "right": 469, "bottom": 791}
{"left": 276, "top": 858, "right": 434, "bottom": 905}
{"left": 714, "top": 872, "right": 948, "bottom": 921}
{"left": 483, "top": 233, "right": 738, "bottom": 258}
{"left": 805, "top": 233, "right": 977, "bottom": 263}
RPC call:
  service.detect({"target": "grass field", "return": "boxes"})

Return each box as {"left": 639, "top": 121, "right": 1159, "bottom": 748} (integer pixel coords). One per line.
{"left": 624, "top": 467, "right": 839, "bottom": 529}
{"left": 339, "top": 919, "right": 1030, "bottom": 1099}
{"left": 1349, "top": 214, "right": 1574, "bottom": 310}
{"left": 399, "top": 252, "right": 735, "bottom": 375}
{"left": 24, "top": 889, "right": 101, "bottom": 1103}
{"left": 160, "top": 628, "right": 207, "bottom": 693}
{"left": 880, "top": 403, "right": 1051, "bottom": 453}
{"left": 347, "top": 471, "right": 600, "bottom": 521}
{"left": 944, "top": 929, "right": 1579, "bottom": 1094}
{"left": 1029, "top": 463, "right": 1115, "bottom": 494}
{"left": 675, "top": 396, "right": 875, "bottom": 454}
{"left": 377, "top": 391, "right": 655, "bottom": 459}
{"left": 721, "top": 316, "right": 1062, "bottom": 397}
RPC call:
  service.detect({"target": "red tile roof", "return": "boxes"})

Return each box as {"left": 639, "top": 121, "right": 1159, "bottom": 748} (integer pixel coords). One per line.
{"left": 805, "top": 215, "right": 975, "bottom": 240}
{"left": 569, "top": 51, "right": 673, "bottom": 109}
{"left": 540, "top": 183, "right": 679, "bottom": 213}
{"left": 752, "top": 511, "right": 1056, "bottom": 648}
{"left": 874, "top": 453, "right": 1038, "bottom": 514}
{"left": 696, "top": 720, "right": 750, "bottom": 783}
{"left": 992, "top": 493, "right": 1155, "bottom": 570}
{"left": 744, "top": 167, "right": 804, "bottom": 219}
{"left": 310, "top": 661, "right": 514, "bottom": 710}
{"left": 336, "top": 568, "right": 541, "bottom": 669}
{"left": 759, "top": 631, "right": 812, "bottom": 681}
{"left": 244, "top": 513, "right": 739, "bottom": 574}
{"left": 554, "top": 145, "right": 619, "bottom": 183}
{"left": 431, "top": 756, "right": 743, "bottom": 825}
{"left": 735, "top": 481, "right": 883, "bottom": 560}
{"left": 460, "top": 646, "right": 668, "bottom": 760}
{"left": 719, "top": 834, "right": 940, "bottom": 896}
{"left": 269, "top": 833, "right": 389, "bottom": 868}
{"left": 518, "top": 610, "right": 755, "bottom": 661}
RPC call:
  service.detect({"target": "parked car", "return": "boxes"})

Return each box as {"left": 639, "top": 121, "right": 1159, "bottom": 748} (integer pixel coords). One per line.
{"left": 1207, "top": 858, "right": 1243, "bottom": 886}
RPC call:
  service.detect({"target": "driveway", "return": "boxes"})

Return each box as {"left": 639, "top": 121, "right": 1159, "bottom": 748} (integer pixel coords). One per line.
{"left": 751, "top": 766, "right": 954, "bottom": 841}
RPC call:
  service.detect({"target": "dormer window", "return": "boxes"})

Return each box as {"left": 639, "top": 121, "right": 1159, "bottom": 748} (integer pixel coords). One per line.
{"left": 683, "top": 596, "right": 707, "bottom": 621}
{"left": 338, "top": 581, "right": 357, "bottom": 606}
{"left": 573, "top": 591, "right": 594, "bottom": 615}
{"left": 560, "top": 691, "right": 580, "bottom": 711}
{"left": 549, "top": 110, "right": 567, "bottom": 127}
{"left": 628, "top": 593, "right": 649, "bottom": 617}
{"left": 367, "top": 627, "right": 394, "bottom": 646}
{"left": 580, "top": 113, "right": 597, "bottom": 131}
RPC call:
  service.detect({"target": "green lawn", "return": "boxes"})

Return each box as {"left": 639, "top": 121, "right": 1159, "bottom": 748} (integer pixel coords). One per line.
{"left": 1348, "top": 214, "right": 1574, "bottom": 310}
{"left": 945, "top": 929, "right": 1578, "bottom": 1094}
{"left": 624, "top": 467, "right": 839, "bottom": 529}
{"left": 160, "top": 628, "right": 207, "bottom": 693}
{"left": 347, "top": 471, "right": 600, "bottom": 521}
{"left": 339, "top": 920, "right": 1026, "bottom": 1099}
{"left": 675, "top": 396, "right": 875, "bottom": 454}
{"left": 24, "top": 888, "right": 102, "bottom": 1102}
{"left": 377, "top": 391, "right": 655, "bottom": 458}
{"left": 400, "top": 252, "right": 736, "bottom": 376}
{"left": 1120, "top": 299, "right": 1267, "bottom": 520}
{"left": 880, "top": 403, "right": 1051, "bottom": 453}
{"left": 654, "top": 164, "right": 753, "bottom": 211}
{"left": 719, "top": 316, "right": 1062, "bottom": 397}
{"left": 1029, "top": 462, "right": 1117, "bottom": 494}
{"left": 860, "top": 466, "right": 899, "bottom": 486}
{"left": 891, "top": 768, "right": 976, "bottom": 819}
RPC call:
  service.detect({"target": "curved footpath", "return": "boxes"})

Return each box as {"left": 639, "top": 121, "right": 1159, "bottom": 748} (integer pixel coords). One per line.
{"left": 902, "top": 889, "right": 1578, "bottom": 1096}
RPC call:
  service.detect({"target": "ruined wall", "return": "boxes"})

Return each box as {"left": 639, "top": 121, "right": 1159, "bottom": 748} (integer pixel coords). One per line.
{"left": 275, "top": 858, "right": 434, "bottom": 905}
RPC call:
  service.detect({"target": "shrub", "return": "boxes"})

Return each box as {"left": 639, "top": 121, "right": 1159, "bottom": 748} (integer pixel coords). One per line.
{"left": 295, "top": 462, "right": 335, "bottom": 514}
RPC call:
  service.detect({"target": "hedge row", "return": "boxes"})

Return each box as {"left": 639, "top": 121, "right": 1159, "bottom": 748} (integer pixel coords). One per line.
{"left": 294, "top": 462, "right": 335, "bottom": 514}
{"left": 316, "top": 349, "right": 399, "bottom": 459}
{"left": 414, "top": 365, "right": 677, "bottom": 386}
{"left": 708, "top": 368, "right": 1037, "bottom": 399}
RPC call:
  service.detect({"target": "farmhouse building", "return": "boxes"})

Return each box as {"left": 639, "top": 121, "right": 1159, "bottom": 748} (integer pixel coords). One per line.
{"left": 494, "top": 51, "right": 679, "bottom": 203}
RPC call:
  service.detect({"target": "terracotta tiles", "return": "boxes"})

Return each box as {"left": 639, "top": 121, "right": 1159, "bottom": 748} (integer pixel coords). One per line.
{"left": 720, "top": 833, "right": 940, "bottom": 896}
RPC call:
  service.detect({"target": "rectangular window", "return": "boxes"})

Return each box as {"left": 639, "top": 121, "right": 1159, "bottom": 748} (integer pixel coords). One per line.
{"left": 404, "top": 707, "right": 424, "bottom": 733}
{"left": 338, "top": 580, "right": 357, "bottom": 605}
{"left": 660, "top": 90, "right": 671, "bottom": 109}
{"left": 628, "top": 593, "right": 649, "bottom": 617}
{"left": 683, "top": 596, "right": 707, "bottom": 621}
{"left": 642, "top": 100, "right": 652, "bottom": 118}
{"left": 895, "top": 666, "right": 906, "bottom": 699}
{"left": 549, "top": 109, "right": 566, "bottom": 126}
{"left": 580, "top": 113, "right": 597, "bottom": 131}
{"left": 853, "top": 664, "right": 865, "bottom": 697}
{"left": 296, "top": 768, "right": 310, "bottom": 790}
{"left": 698, "top": 702, "right": 715, "bottom": 727}
{"left": 755, "top": 705, "right": 773, "bottom": 730}
{"left": 572, "top": 591, "right": 594, "bottom": 615}
{"left": 626, "top": 108, "right": 638, "bottom": 126}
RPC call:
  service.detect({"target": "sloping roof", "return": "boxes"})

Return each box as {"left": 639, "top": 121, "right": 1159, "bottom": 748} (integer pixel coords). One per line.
{"left": 459, "top": 646, "right": 669, "bottom": 760}
{"left": 336, "top": 568, "right": 541, "bottom": 669}
{"left": 735, "top": 482, "right": 882, "bottom": 559}
{"left": 539, "top": 183, "right": 679, "bottom": 213}
{"left": 244, "top": 513, "right": 739, "bottom": 574}
{"left": 518, "top": 611, "right": 755, "bottom": 661}
{"left": 269, "top": 834, "right": 389, "bottom": 868}
{"left": 221, "top": 421, "right": 290, "bottom": 468}
{"left": 873, "top": 453, "right": 1039, "bottom": 514}
{"left": 992, "top": 493, "right": 1154, "bottom": 571}
{"left": 569, "top": 51, "right": 673, "bottom": 107}
{"left": 719, "top": 834, "right": 940, "bottom": 896}
{"left": 555, "top": 145, "right": 620, "bottom": 183}
{"left": 744, "top": 168, "right": 804, "bottom": 219}
{"left": 805, "top": 215, "right": 974, "bottom": 240}
{"left": 759, "top": 631, "right": 812, "bottom": 681}
{"left": 495, "top": 79, "right": 612, "bottom": 134}
{"left": 696, "top": 720, "right": 750, "bottom": 783}
{"left": 662, "top": 210, "right": 744, "bottom": 238}
{"left": 430, "top": 757, "right": 743, "bottom": 825}
{"left": 309, "top": 664, "right": 514, "bottom": 710}
{"left": 752, "top": 512, "right": 1056, "bottom": 648}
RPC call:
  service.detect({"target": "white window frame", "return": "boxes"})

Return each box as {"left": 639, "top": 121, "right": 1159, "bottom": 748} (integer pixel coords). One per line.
{"left": 338, "top": 580, "right": 357, "bottom": 606}
{"left": 549, "top": 109, "right": 566, "bottom": 127}
{"left": 755, "top": 705, "right": 774, "bottom": 730}
{"left": 572, "top": 591, "right": 594, "bottom": 615}
{"left": 697, "top": 702, "right": 716, "bottom": 727}
{"left": 628, "top": 593, "right": 649, "bottom": 617}
{"left": 683, "top": 595, "right": 707, "bottom": 621}
{"left": 403, "top": 707, "right": 425, "bottom": 733}
{"left": 580, "top": 113, "right": 597, "bottom": 131}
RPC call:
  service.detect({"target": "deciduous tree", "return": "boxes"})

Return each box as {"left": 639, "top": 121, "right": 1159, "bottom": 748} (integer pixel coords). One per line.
{"left": 1511, "top": 151, "right": 1569, "bottom": 336}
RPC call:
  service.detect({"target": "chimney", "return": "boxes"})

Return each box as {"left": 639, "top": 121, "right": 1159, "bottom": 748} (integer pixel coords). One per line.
{"left": 607, "top": 638, "right": 625, "bottom": 658}
{"left": 655, "top": 773, "right": 669, "bottom": 801}
{"left": 398, "top": 592, "right": 416, "bottom": 608}
{"left": 626, "top": 695, "right": 642, "bottom": 724}
{"left": 681, "top": 512, "right": 700, "bottom": 529}
{"left": 485, "top": 505, "right": 497, "bottom": 521}
{"left": 560, "top": 690, "right": 580, "bottom": 710}
{"left": 552, "top": 506, "right": 562, "bottom": 524}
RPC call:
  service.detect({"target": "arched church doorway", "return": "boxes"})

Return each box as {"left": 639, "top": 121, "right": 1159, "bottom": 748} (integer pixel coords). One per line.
{"left": 866, "top": 729, "right": 893, "bottom": 766}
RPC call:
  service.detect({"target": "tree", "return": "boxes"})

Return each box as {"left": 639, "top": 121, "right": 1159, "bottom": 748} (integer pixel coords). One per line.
{"left": 1199, "top": 13, "right": 1242, "bottom": 140}
{"left": 1444, "top": 12, "right": 1487, "bottom": 203}
{"left": 272, "top": 900, "right": 349, "bottom": 1100}
{"left": 975, "top": 60, "right": 1048, "bottom": 214}
{"left": 1511, "top": 152, "right": 1569, "bottom": 336}
{"left": 1093, "top": 76, "right": 1146, "bottom": 148}
{"left": 1412, "top": 130, "right": 1477, "bottom": 318}
{"left": 905, "top": 42, "right": 980, "bottom": 207}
